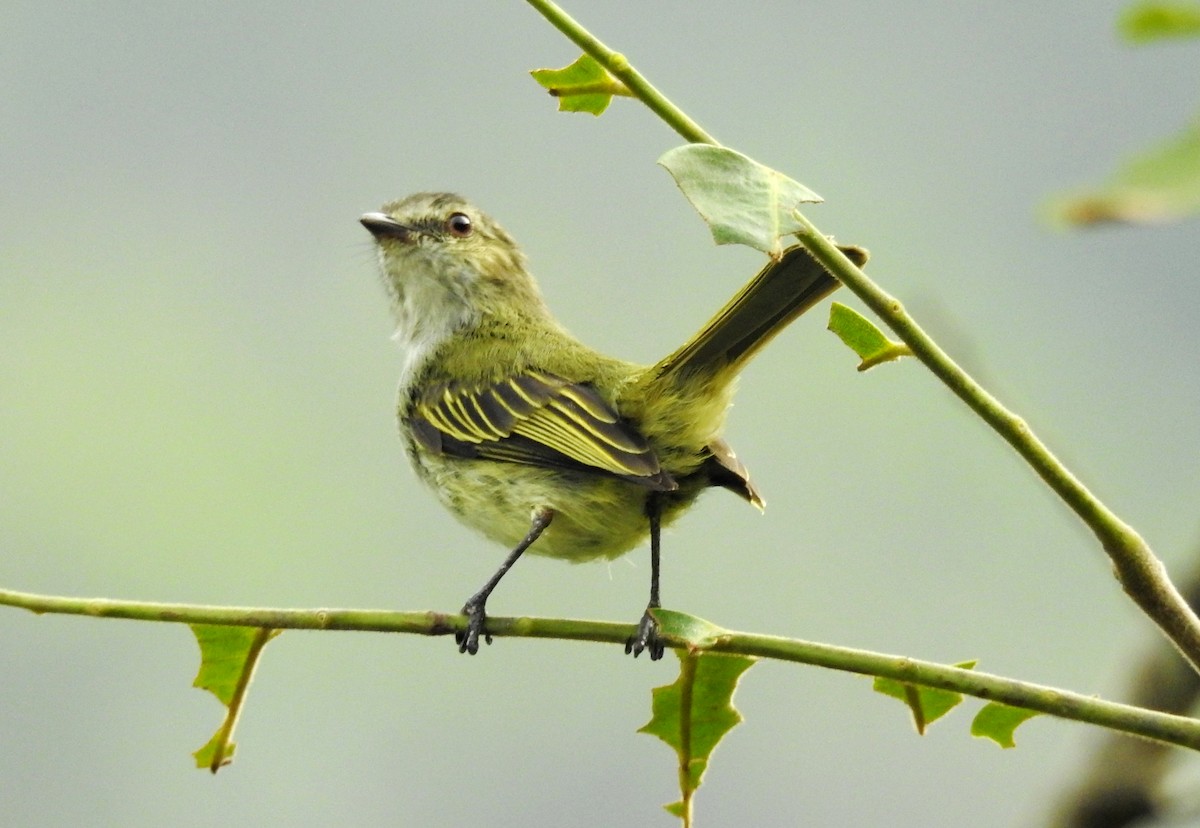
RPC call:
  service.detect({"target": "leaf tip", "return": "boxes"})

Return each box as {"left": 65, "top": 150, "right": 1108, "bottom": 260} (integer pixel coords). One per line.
{"left": 971, "top": 702, "right": 1042, "bottom": 749}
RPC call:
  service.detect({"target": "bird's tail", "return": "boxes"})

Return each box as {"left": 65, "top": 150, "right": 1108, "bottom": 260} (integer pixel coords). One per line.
{"left": 627, "top": 242, "right": 867, "bottom": 509}
{"left": 651, "top": 243, "right": 868, "bottom": 382}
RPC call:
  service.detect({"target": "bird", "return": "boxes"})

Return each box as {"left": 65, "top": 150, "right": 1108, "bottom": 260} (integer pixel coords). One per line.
{"left": 360, "top": 192, "right": 867, "bottom": 659}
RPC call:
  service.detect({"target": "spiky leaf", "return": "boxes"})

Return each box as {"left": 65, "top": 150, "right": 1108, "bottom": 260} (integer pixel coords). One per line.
{"left": 639, "top": 650, "right": 757, "bottom": 826}
{"left": 874, "top": 660, "right": 978, "bottom": 734}
{"left": 530, "top": 54, "right": 629, "bottom": 115}
{"left": 190, "top": 624, "right": 279, "bottom": 772}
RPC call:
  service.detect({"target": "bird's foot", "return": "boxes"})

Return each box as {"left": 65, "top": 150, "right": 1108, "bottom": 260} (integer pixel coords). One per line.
{"left": 456, "top": 601, "right": 492, "bottom": 655}
{"left": 625, "top": 607, "right": 665, "bottom": 660}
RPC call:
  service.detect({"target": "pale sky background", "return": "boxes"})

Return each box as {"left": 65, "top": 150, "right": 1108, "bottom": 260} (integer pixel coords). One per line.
{"left": 3, "top": 2, "right": 1200, "bottom": 826}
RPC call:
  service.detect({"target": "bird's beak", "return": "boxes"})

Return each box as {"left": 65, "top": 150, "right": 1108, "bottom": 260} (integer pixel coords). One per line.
{"left": 360, "top": 212, "right": 412, "bottom": 241}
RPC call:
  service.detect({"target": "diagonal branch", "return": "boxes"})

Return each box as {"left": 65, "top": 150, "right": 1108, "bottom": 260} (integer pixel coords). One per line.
{"left": 789, "top": 220, "right": 1200, "bottom": 675}
{"left": 523, "top": 0, "right": 717, "bottom": 145}
{"left": 522, "top": 0, "right": 1200, "bottom": 676}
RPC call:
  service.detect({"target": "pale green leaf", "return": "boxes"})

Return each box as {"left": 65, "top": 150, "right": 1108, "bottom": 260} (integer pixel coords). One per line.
{"left": 650, "top": 608, "right": 730, "bottom": 650}
{"left": 971, "top": 702, "right": 1043, "bottom": 748}
{"left": 190, "top": 624, "right": 279, "bottom": 772}
{"left": 659, "top": 144, "right": 823, "bottom": 257}
{"left": 827, "top": 302, "right": 912, "bottom": 371}
{"left": 530, "top": 54, "right": 628, "bottom": 115}
{"left": 1048, "top": 120, "right": 1200, "bottom": 226}
{"left": 639, "top": 650, "right": 756, "bottom": 826}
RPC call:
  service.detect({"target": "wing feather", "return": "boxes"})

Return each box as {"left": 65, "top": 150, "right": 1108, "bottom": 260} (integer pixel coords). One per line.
{"left": 407, "top": 372, "right": 675, "bottom": 490}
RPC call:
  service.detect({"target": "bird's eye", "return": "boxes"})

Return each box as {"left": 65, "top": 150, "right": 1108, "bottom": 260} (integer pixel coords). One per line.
{"left": 445, "top": 213, "right": 473, "bottom": 238}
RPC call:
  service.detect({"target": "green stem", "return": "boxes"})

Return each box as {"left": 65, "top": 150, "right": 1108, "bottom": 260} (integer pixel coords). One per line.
{"left": 3, "top": 586, "right": 1199, "bottom": 752}
{"left": 523, "top": 0, "right": 717, "bottom": 144}
{"left": 205, "top": 626, "right": 274, "bottom": 773}
{"left": 790, "top": 218, "right": 1200, "bottom": 672}
{"left": 676, "top": 652, "right": 697, "bottom": 828}
{"left": 523, "top": 0, "right": 1200, "bottom": 675}
{"left": 546, "top": 80, "right": 634, "bottom": 98}
{"left": 718, "top": 629, "right": 1200, "bottom": 751}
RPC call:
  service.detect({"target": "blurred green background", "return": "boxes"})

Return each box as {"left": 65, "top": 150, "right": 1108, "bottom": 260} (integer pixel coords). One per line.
{"left": 3, "top": 2, "right": 1199, "bottom": 825}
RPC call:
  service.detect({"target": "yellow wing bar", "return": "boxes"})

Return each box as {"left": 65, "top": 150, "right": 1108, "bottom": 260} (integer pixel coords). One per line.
{"left": 409, "top": 371, "right": 676, "bottom": 490}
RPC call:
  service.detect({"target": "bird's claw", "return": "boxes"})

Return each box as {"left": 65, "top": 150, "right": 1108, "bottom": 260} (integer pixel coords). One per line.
{"left": 456, "top": 602, "right": 492, "bottom": 655}
{"left": 625, "top": 608, "right": 665, "bottom": 660}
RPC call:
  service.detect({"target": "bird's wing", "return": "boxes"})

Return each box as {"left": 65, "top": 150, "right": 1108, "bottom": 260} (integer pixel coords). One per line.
{"left": 406, "top": 370, "right": 676, "bottom": 490}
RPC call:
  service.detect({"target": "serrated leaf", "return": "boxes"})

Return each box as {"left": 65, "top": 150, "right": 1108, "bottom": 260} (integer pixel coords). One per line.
{"left": 1120, "top": 1, "right": 1200, "bottom": 42}
{"left": 1047, "top": 119, "right": 1200, "bottom": 226}
{"left": 530, "top": 54, "right": 629, "bottom": 115}
{"left": 659, "top": 145, "right": 823, "bottom": 257}
{"left": 827, "top": 302, "right": 912, "bottom": 371}
{"left": 190, "top": 624, "right": 279, "bottom": 772}
{"left": 639, "top": 650, "right": 756, "bottom": 827}
{"left": 873, "top": 660, "right": 977, "bottom": 734}
{"left": 971, "top": 702, "right": 1043, "bottom": 748}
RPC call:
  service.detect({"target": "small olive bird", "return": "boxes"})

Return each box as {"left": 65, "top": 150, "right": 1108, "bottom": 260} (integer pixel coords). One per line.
{"left": 361, "top": 193, "right": 866, "bottom": 659}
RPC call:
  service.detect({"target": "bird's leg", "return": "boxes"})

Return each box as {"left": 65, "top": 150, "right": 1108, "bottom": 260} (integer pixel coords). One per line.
{"left": 626, "top": 494, "right": 666, "bottom": 660}
{"left": 457, "top": 506, "right": 554, "bottom": 655}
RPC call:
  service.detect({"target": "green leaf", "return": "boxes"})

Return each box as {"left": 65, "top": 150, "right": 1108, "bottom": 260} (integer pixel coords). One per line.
{"left": 873, "top": 660, "right": 977, "bottom": 734}
{"left": 530, "top": 54, "right": 629, "bottom": 115}
{"left": 827, "top": 302, "right": 912, "bottom": 371}
{"left": 658, "top": 144, "right": 823, "bottom": 257}
{"left": 639, "top": 650, "right": 757, "bottom": 826}
{"left": 971, "top": 702, "right": 1043, "bottom": 748}
{"left": 1047, "top": 119, "right": 1200, "bottom": 226}
{"left": 650, "top": 608, "right": 731, "bottom": 649}
{"left": 1120, "top": 1, "right": 1200, "bottom": 42}
{"left": 190, "top": 624, "right": 279, "bottom": 772}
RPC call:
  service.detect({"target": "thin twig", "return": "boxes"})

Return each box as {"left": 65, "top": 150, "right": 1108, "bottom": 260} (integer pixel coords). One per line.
{"left": 3, "top": 586, "right": 1200, "bottom": 752}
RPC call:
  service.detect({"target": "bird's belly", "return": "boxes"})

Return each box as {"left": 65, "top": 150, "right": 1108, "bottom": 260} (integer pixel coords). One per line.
{"left": 412, "top": 454, "right": 670, "bottom": 562}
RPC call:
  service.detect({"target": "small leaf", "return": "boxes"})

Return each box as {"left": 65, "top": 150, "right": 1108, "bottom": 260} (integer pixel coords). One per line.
{"left": 1047, "top": 119, "right": 1200, "bottom": 226}
{"left": 530, "top": 54, "right": 629, "bottom": 115}
{"left": 1120, "top": 1, "right": 1200, "bottom": 42}
{"left": 873, "top": 660, "right": 977, "bottom": 734}
{"left": 190, "top": 624, "right": 279, "bottom": 772}
{"left": 659, "top": 144, "right": 823, "bottom": 257}
{"left": 639, "top": 650, "right": 756, "bottom": 827}
{"left": 665, "top": 801, "right": 688, "bottom": 819}
{"left": 827, "top": 302, "right": 912, "bottom": 371}
{"left": 650, "top": 608, "right": 730, "bottom": 650}
{"left": 971, "top": 702, "right": 1043, "bottom": 748}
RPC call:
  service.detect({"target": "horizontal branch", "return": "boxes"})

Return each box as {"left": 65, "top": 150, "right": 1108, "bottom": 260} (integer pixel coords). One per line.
{"left": 4, "top": 585, "right": 1199, "bottom": 752}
